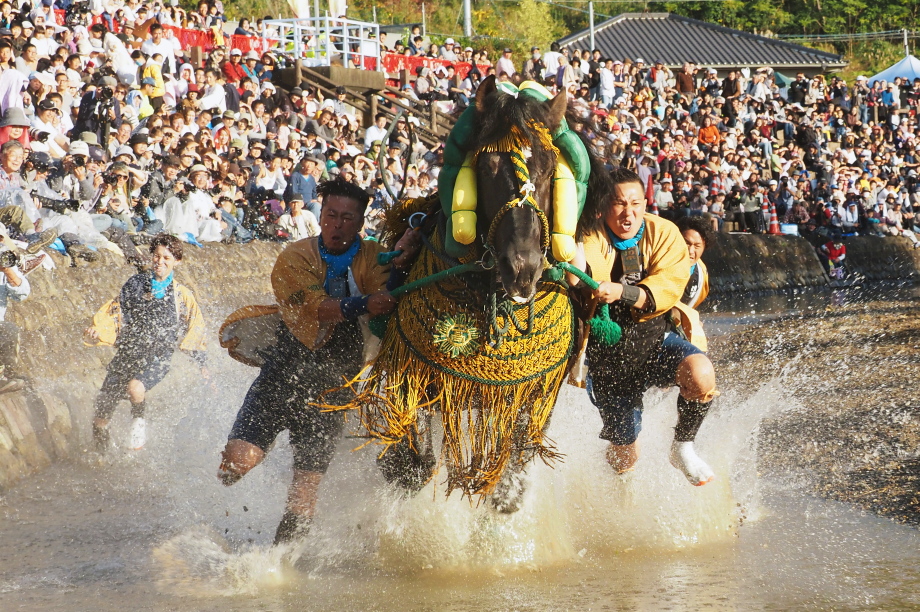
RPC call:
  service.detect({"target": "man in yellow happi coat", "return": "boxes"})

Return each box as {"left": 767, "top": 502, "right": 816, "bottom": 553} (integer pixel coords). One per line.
{"left": 566, "top": 168, "right": 718, "bottom": 486}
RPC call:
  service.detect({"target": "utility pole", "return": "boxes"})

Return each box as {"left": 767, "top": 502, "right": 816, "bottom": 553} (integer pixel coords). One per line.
{"left": 589, "top": 0, "right": 595, "bottom": 50}
{"left": 422, "top": 3, "right": 426, "bottom": 36}
{"left": 463, "top": 0, "right": 472, "bottom": 38}
{"left": 905, "top": 28, "right": 910, "bottom": 58}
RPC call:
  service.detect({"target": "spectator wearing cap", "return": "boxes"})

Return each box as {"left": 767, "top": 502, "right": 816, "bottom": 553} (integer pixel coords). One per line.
{"left": 439, "top": 38, "right": 458, "bottom": 61}
{"left": 222, "top": 48, "right": 247, "bottom": 85}
{"left": 241, "top": 51, "right": 260, "bottom": 84}
{"left": 289, "top": 155, "right": 321, "bottom": 219}
{"left": 332, "top": 85, "right": 349, "bottom": 116}
{"left": 31, "top": 98, "right": 68, "bottom": 158}
{"left": 496, "top": 47, "right": 515, "bottom": 81}
{"left": 0, "top": 107, "right": 31, "bottom": 148}
{"left": 278, "top": 193, "right": 320, "bottom": 241}
{"left": 522, "top": 47, "right": 544, "bottom": 82}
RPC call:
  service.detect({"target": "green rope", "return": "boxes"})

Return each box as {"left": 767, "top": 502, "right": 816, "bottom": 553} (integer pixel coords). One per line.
{"left": 554, "top": 262, "right": 622, "bottom": 346}
{"left": 369, "top": 261, "right": 486, "bottom": 338}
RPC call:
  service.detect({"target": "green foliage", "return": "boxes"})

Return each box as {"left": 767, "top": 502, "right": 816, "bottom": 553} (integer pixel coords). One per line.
{"left": 299, "top": 0, "right": 916, "bottom": 75}
{"left": 216, "top": 0, "right": 292, "bottom": 21}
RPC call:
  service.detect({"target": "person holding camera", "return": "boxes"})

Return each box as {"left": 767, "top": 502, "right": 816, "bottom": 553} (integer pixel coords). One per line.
{"left": 73, "top": 75, "right": 122, "bottom": 147}
{"left": 0, "top": 247, "right": 29, "bottom": 317}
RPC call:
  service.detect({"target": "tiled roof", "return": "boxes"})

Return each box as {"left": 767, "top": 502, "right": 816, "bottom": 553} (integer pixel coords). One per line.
{"left": 557, "top": 13, "right": 846, "bottom": 70}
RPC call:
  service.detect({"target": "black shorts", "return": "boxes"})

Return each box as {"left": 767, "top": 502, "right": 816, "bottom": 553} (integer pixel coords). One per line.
{"left": 588, "top": 333, "right": 704, "bottom": 445}
{"left": 102, "top": 350, "right": 172, "bottom": 393}
{"left": 229, "top": 322, "right": 361, "bottom": 473}
{"left": 94, "top": 350, "right": 173, "bottom": 420}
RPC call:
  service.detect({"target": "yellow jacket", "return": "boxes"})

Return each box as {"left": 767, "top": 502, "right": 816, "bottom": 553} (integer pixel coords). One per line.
{"left": 271, "top": 237, "right": 390, "bottom": 350}
{"left": 87, "top": 279, "right": 207, "bottom": 355}
{"left": 582, "top": 213, "right": 691, "bottom": 322}
{"left": 671, "top": 259, "right": 709, "bottom": 351}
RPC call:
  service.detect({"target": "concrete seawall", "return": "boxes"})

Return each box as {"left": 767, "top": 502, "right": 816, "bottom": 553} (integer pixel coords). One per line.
{"left": 703, "top": 233, "right": 920, "bottom": 293}
{"left": 2, "top": 232, "right": 919, "bottom": 488}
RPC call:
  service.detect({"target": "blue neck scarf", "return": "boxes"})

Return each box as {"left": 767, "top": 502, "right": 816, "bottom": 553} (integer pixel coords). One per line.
{"left": 151, "top": 273, "right": 173, "bottom": 299}
{"left": 690, "top": 263, "right": 698, "bottom": 277}
{"left": 319, "top": 237, "right": 361, "bottom": 290}
{"left": 607, "top": 220, "right": 646, "bottom": 251}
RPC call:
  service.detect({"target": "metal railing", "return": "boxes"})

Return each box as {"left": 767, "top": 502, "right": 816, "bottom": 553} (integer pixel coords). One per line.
{"left": 262, "top": 17, "right": 382, "bottom": 70}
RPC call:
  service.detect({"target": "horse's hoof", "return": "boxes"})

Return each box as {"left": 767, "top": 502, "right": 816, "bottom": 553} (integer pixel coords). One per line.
{"left": 487, "top": 468, "right": 529, "bottom": 514}
{"left": 377, "top": 438, "right": 435, "bottom": 494}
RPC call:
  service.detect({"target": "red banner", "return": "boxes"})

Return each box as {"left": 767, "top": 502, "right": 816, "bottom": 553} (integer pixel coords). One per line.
{"left": 71, "top": 19, "right": 488, "bottom": 80}
{"left": 380, "top": 53, "right": 487, "bottom": 79}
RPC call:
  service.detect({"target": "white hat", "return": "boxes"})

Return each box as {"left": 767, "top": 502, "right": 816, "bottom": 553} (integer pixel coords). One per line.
{"left": 445, "top": 38, "right": 455, "bottom": 45}
{"left": 69, "top": 141, "right": 89, "bottom": 157}
{"left": 230, "top": 48, "right": 242, "bottom": 56}
{"left": 635, "top": 58, "right": 645, "bottom": 63}
{"left": 21, "top": 21, "right": 33, "bottom": 29}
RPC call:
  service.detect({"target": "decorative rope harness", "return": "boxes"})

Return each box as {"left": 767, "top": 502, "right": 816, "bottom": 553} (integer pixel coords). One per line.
{"left": 320, "top": 127, "right": 582, "bottom": 499}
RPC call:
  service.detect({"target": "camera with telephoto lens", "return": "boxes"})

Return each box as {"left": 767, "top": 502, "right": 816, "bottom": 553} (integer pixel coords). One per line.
{"left": 0, "top": 249, "right": 20, "bottom": 269}
{"left": 32, "top": 192, "right": 80, "bottom": 214}
{"left": 98, "top": 86, "right": 114, "bottom": 101}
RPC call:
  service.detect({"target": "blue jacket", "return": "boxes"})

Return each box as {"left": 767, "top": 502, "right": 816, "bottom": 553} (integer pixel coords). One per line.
{"left": 290, "top": 171, "right": 317, "bottom": 203}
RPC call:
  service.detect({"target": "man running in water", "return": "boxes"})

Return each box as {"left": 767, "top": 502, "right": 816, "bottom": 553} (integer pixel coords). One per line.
{"left": 86, "top": 233, "right": 208, "bottom": 452}
{"left": 567, "top": 168, "right": 717, "bottom": 486}
{"left": 218, "top": 177, "right": 420, "bottom": 545}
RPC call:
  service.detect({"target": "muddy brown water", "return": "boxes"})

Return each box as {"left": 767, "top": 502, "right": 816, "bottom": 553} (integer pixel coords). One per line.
{"left": 2, "top": 299, "right": 919, "bottom": 611}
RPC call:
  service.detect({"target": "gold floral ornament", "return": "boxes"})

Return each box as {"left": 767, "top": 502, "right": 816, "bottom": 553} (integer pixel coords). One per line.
{"left": 433, "top": 314, "right": 480, "bottom": 358}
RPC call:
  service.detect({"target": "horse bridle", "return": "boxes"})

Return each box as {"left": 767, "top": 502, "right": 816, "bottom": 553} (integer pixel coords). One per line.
{"left": 478, "top": 130, "right": 553, "bottom": 265}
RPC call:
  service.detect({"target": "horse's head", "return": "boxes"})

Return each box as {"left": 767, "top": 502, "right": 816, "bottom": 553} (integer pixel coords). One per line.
{"left": 472, "top": 76, "right": 567, "bottom": 303}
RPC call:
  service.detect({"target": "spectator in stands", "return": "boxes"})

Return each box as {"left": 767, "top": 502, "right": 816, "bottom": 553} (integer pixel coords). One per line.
{"left": 496, "top": 47, "right": 515, "bottom": 81}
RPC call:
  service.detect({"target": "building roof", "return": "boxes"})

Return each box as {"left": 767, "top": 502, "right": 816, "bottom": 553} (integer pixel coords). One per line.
{"left": 557, "top": 13, "right": 846, "bottom": 71}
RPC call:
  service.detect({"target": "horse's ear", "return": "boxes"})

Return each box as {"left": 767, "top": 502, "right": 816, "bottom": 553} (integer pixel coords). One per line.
{"left": 545, "top": 90, "right": 567, "bottom": 131}
{"left": 475, "top": 75, "right": 498, "bottom": 113}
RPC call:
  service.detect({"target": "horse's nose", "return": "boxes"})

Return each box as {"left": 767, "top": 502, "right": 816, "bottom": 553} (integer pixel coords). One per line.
{"left": 499, "top": 253, "right": 540, "bottom": 301}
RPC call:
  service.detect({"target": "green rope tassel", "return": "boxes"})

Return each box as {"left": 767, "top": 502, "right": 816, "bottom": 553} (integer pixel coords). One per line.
{"left": 555, "top": 262, "right": 621, "bottom": 346}
{"left": 369, "top": 314, "right": 390, "bottom": 338}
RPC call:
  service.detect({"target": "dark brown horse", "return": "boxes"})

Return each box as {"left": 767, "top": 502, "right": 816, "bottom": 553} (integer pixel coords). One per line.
{"left": 365, "top": 77, "right": 581, "bottom": 511}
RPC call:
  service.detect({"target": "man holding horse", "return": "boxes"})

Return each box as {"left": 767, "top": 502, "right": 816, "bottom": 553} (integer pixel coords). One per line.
{"left": 217, "top": 177, "right": 421, "bottom": 545}
{"left": 567, "top": 167, "right": 717, "bottom": 486}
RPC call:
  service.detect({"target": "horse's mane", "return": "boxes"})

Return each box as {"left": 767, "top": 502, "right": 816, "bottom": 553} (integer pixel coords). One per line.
{"left": 472, "top": 91, "right": 557, "bottom": 168}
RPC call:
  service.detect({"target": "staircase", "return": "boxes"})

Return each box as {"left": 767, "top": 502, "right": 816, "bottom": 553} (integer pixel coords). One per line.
{"left": 296, "top": 65, "right": 458, "bottom": 149}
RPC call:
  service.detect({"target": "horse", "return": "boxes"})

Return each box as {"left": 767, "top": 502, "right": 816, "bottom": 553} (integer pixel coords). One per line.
{"left": 333, "top": 77, "right": 585, "bottom": 511}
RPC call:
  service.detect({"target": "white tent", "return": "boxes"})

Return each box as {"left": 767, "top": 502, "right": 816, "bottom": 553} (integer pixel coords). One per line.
{"left": 869, "top": 55, "right": 920, "bottom": 86}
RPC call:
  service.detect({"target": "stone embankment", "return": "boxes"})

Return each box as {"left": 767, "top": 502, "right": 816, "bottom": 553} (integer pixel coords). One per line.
{"left": 702, "top": 233, "right": 920, "bottom": 292}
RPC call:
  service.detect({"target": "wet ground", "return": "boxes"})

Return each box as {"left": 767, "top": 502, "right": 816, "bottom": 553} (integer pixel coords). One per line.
{"left": 0, "top": 286, "right": 918, "bottom": 610}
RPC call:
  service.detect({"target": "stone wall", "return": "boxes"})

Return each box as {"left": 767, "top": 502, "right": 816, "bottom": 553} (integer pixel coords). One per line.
{"left": 702, "top": 233, "right": 829, "bottom": 293}
{"left": 702, "top": 233, "right": 920, "bottom": 293}
{"left": 834, "top": 235, "right": 920, "bottom": 283}
{"left": 0, "top": 243, "right": 282, "bottom": 490}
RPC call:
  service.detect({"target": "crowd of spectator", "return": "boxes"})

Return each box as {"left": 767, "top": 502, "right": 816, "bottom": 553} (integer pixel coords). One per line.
{"left": 0, "top": 0, "right": 912, "bottom": 284}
